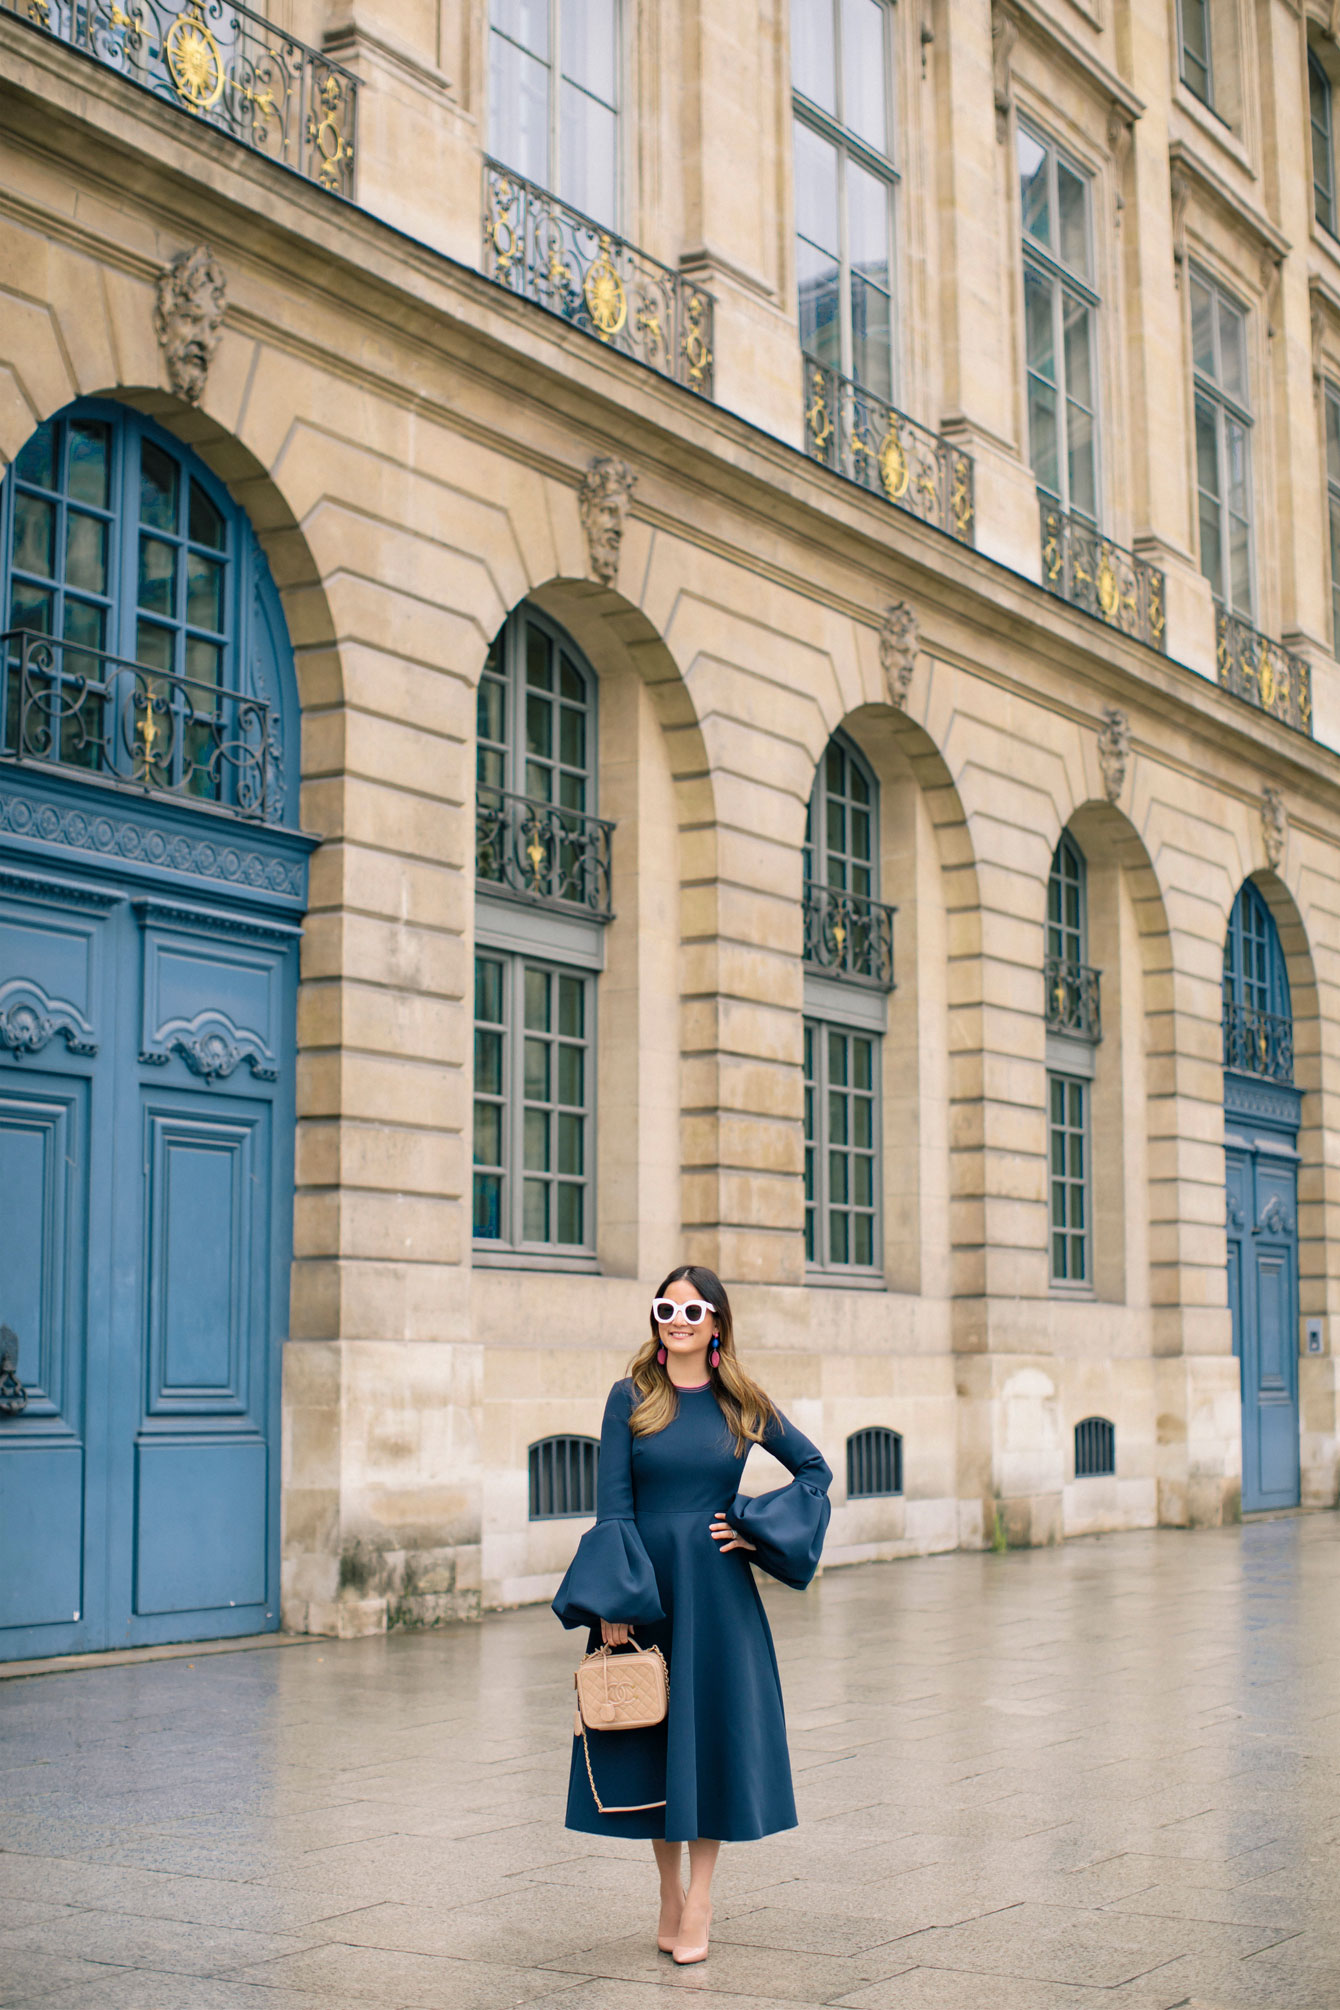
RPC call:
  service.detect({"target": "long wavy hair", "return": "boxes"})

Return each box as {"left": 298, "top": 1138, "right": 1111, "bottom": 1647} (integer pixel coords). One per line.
{"left": 628, "top": 1265, "right": 777, "bottom": 1455}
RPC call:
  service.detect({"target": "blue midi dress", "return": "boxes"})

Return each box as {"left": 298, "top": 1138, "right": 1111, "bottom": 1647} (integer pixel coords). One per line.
{"left": 553, "top": 1377, "right": 832, "bottom": 1842}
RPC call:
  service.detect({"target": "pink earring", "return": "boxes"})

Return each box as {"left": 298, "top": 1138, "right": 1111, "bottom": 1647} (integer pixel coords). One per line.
{"left": 656, "top": 1344, "right": 667, "bottom": 1365}
{"left": 709, "top": 1336, "right": 720, "bottom": 1368}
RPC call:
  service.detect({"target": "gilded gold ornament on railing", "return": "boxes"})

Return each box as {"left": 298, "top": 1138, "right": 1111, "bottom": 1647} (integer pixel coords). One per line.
{"left": 1037, "top": 497, "right": 1166, "bottom": 653}
{"left": 802, "top": 359, "right": 975, "bottom": 547}
{"left": 2, "top": 0, "right": 357, "bottom": 197}
{"left": 482, "top": 162, "right": 715, "bottom": 400}
{"left": 1214, "top": 606, "right": 1312, "bottom": 737}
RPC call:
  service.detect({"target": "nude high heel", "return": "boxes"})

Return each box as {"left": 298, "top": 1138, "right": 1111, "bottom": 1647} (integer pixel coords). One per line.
{"left": 672, "top": 1901, "right": 711, "bottom": 1964}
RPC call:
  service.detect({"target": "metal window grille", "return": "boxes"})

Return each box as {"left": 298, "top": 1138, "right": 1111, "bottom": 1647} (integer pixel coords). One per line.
{"left": 1074, "top": 1416, "right": 1115, "bottom": 1479}
{"left": 846, "top": 1426, "right": 902, "bottom": 1500}
{"left": 528, "top": 1435, "right": 599, "bottom": 1519}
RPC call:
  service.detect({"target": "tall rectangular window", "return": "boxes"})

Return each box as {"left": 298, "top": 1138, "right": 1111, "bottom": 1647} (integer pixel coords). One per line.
{"left": 488, "top": 0, "right": 619, "bottom": 226}
{"left": 1179, "top": 0, "right": 1212, "bottom": 106}
{"left": 1327, "top": 386, "right": 1340, "bottom": 652}
{"left": 792, "top": 0, "right": 897, "bottom": 401}
{"left": 804, "top": 1019, "right": 880, "bottom": 1272}
{"left": 473, "top": 952, "right": 594, "bottom": 1254}
{"left": 1019, "top": 124, "right": 1098, "bottom": 524}
{"left": 1048, "top": 1073, "right": 1089, "bottom": 1285}
{"left": 1312, "top": 51, "right": 1336, "bottom": 236}
{"left": 1190, "top": 269, "right": 1253, "bottom": 618}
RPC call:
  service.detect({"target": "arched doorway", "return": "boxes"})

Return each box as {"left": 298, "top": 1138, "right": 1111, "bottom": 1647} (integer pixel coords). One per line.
{"left": 0, "top": 400, "right": 311, "bottom": 1658}
{"left": 1223, "top": 880, "right": 1300, "bottom": 1513}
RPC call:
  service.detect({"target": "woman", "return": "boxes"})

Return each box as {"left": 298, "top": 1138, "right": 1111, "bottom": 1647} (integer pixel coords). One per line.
{"left": 553, "top": 1265, "right": 832, "bottom": 1965}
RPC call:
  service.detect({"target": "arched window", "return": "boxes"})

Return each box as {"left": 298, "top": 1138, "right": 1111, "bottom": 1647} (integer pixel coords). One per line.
{"left": 1074, "top": 1416, "right": 1115, "bottom": 1479}
{"left": 1047, "top": 832, "right": 1086, "bottom": 967}
{"left": 1, "top": 400, "right": 293, "bottom": 823}
{"left": 846, "top": 1426, "right": 902, "bottom": 1499}
{"left": 1045, "top": 833, "right": 1096, "bottom": 1287}
{"left": 1223, "top": 881, "right": 1292, "bottom": 1082}
{"left": 529, "top": 1434, "right": 599, "bottom": 1519}
{"left": 802, "top": 731, "right": 888, "bottom": 1277}
{"left": 473, "top": 606, "right": 607, "bottom": 1261}
{"left": 803, "top": 731, "right": 893, "bottom": 987}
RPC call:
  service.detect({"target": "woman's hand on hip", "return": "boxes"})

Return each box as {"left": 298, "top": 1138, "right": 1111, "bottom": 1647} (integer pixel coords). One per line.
{"left": 709, "top": 1513, "right": 756, "bottom": 1554}
{"left": 600, "top": 1619, "right": 632, "bottom": 1646}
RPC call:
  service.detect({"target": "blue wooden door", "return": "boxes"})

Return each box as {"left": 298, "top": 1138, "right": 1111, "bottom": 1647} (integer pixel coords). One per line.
{"left": 1226, "top": 1131, "right": 1301, "bottom": 1513}
{"left": 0, "top": 399, "right": 309, "bottom": 1661}
{"left": 0, "top": 872, "right": 302, "bottom": 1657}
{"left": 0, "top": 871, "right": 115, "bottom": 1653}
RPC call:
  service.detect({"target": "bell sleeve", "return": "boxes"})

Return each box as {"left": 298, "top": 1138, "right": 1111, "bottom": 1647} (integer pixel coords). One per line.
{"left": 551, "top": 1379, "right": 665, "bottom": 1632}
{"left": 724, "top": 1409, "right": 832, "bottom": 1590}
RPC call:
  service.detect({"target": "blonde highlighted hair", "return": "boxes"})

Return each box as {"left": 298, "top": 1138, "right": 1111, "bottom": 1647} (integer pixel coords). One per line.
{"left": 628, "top": 1265, "right": 777, "bottom": 1456}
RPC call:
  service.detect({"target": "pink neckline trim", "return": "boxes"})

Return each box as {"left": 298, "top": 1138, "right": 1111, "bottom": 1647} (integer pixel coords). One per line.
{"left": 671, "top": 1380, "right": 711, "bottom": 1391}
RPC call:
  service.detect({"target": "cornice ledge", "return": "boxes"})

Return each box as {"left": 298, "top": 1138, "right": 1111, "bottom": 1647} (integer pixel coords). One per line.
{"left": 1168, "top": 138, "right": 1289, "bottom": 260}
{"left": 322, "top": 19, "right": 456, "bottom": 104}
{"left": 1006, "top": 0, "right": 1144, "bottom": 119}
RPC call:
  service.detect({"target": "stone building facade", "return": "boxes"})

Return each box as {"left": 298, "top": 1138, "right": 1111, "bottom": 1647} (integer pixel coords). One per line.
{"left": 1, "top": 0, "right": 1339, "bottom": 1657}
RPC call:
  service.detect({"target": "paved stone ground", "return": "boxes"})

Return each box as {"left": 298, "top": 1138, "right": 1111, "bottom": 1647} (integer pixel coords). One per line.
{"left": 2, "top": 1516, "right": 1339, "bottom": 2010}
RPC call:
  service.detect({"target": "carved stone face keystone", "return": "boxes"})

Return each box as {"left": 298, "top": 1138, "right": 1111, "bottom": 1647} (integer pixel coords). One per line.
{"left": 578, "top": 457, "right": 636, "bottom": 586}
{"left": 1261, "top": 785, "right": 1287, "bottom": 871}
{"left": 879, "top": 601, "right": 919, "bottom": 708}
{"left": 1096, "top": 706, "right": 1131, "bottom": 804}
{"left": 155, "top": 245, "right": 227, "bottom": 406}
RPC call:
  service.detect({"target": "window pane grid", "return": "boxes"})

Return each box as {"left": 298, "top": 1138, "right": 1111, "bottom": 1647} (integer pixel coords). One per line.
{"left": 1047, "top": 833, "right": 1085, "bottom": 965}
{"left": 1312, "top": 52, "right": 1336, "bottom": 235}
{"left": 1049, "top": 1072, "right": 1089, "bottom": 1285}
{"left": 1190, "top": 270, "right": 1253, "bottom": 617}
{"left": 793, "top": 0, "right": 896, "bottom": 400}
{"left": 805, "top": 1017, "right": 880, "bottom": 1273}
{"left": 6, "top": 415, "right": 116, "bottom": 766}
{"left": 1018, "top": 125, "right": 1098, "bottom": 523}
{"left": 488, "top": 0, "right": 619, "bottom": 226}
{"left": 806, "top": 733, "right": 877, "bottom": 895}
{"left": 1179, "top": 0, "right": 1212, "bottom": 105}
{"left": 473, "top": 950, "right": 594, "bottom": 1252}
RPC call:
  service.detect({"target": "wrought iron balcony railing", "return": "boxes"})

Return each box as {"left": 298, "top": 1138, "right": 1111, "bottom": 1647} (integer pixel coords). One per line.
{"left": 483, "top": 162, "right": 714, "bottom": 398}
{"left": 1045, "top": 956, "right": 1102, "bottom": 1042}
{"left": 1039, "top": 498, "right": 1166, "bottom": 653}
{"left": 803, "top": 882, "right": 896, "bottom": 990}
{"left": 802, "top": 359, "right": 974, "bottom": 544}
{"left": 2, "top": 628, "right": 280, "bottom": 820}
{"left": 1215, "top": 606, "right": 1312, "bottom": 737}
{"left": 1223, "top": 999, "right": 1293, "bottom": 1084}
{"left": 3, "top": 0, "right": 357, "bottom": 196}
{"left": 476, "top": 787, "right": 614, "bottom": 919}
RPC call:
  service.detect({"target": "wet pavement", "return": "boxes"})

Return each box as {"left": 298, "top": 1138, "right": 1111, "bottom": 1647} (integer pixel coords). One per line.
{"left": 1, "top": 1515, "right": 1339, "bottom": 2010}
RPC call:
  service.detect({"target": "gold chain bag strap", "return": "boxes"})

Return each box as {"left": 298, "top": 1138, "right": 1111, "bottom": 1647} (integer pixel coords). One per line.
{"left": 572, "top": 1640, "right": 669, "bottom": 1815}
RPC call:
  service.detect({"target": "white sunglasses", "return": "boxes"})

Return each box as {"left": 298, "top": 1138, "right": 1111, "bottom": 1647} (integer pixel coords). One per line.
{"left": 652, "top": 1298, "right": 715, "bottom": 1326}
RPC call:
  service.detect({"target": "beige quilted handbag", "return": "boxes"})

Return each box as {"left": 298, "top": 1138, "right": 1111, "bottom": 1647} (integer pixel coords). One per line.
{"left": 572, "top": 1642, "right": 669, "bottom": 1814}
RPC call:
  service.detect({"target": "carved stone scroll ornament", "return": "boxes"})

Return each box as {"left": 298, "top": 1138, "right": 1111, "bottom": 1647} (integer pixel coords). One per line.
{"left": 879, "top": 601, "right": 920, "bottom": 709}
{"left": 1261, "top": 785, "right": 1287, "bottom": 871}
{"left": 991, "top": 1, "right": 1017, "bottom": 143}
{"left": 578, "top": 456, "right": 637, "bottom": 587}
{"left": 155, "top": 245, "right": 227, "bottom": 406}
{"left": 1096, "top": 706, "right": 1131, "bottom": 805}
{"left": 1107, "top": 107, "right": 1133, "bottom": 224}
{"left": 1170, "top": 164, "right": 1191, "bottom": 286}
